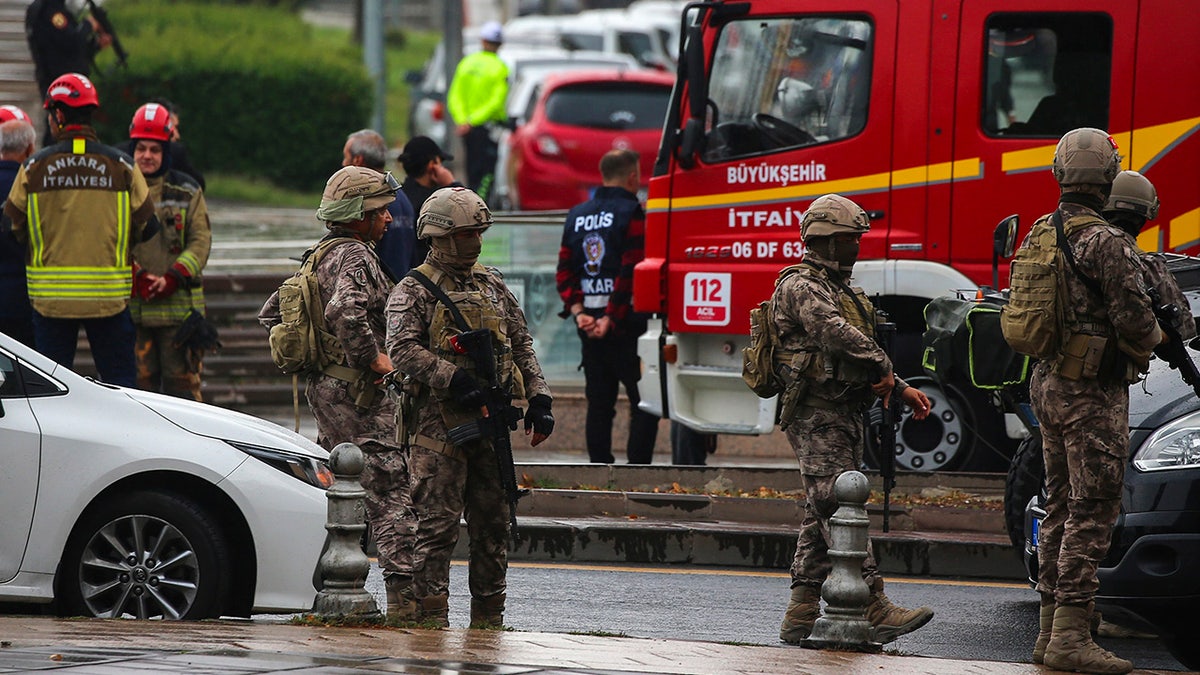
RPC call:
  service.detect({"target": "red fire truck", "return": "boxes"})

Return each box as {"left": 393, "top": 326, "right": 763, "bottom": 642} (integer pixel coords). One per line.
{"left": 633, "top": 0, "right": 1200, "bottom": 471}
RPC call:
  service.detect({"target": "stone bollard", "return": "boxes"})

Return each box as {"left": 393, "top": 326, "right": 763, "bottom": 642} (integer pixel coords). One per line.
{"left": 802, "top": 470, "right": 880, "bottom": 652}
{"left": 311, "top": 442, "right": 380, "bottom": 617}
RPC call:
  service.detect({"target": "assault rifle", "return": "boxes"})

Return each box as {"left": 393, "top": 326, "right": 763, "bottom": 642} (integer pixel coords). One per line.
{"left": 445, "top": 328, "right": 529, "bottom": 533}
{"left": 873, "top": 315, "right": 898, "bottom": 533}
{"left": 1146, "top": 286, "right": 1200, "bottom": 398}
{"left": 85, "top": 0, "right": 128, "bottom": 68}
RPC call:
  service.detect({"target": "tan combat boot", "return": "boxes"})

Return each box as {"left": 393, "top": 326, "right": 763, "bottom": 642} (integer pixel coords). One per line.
{"left": 384, "top": 575, "right": 418, "bottom": 622}
{"left": 865, "top": 578, "right": 934, "bottom": 643}
{"left": 470, "top": 592, "right": 506, "bottom": 629}
{"left": 1032, "top": 595, "right": 1055, "bottom": 664}
{"left": 779, "top": 585, "right": 821, "bottom": 644}
{"left": 417, "top": 594, "right": 450, "bottom": 628}
{"left": 1043, "top": 604, "right": 1133, "bottom": 674}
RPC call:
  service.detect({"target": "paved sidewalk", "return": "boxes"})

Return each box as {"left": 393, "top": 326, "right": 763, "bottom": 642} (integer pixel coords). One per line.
{"left": 0, "top": 615, "right": 1139, "bottom": 675}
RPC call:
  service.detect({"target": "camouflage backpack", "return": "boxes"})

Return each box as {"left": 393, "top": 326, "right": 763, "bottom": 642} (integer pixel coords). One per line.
{"left": 742, "top": 265, "right": 802, "bottom": 397}
{"left": 267, "top": 237, "right": 357, "bottom": 374}
{"left": 1000, "top": 210, "right": 1102, "bottom": 359}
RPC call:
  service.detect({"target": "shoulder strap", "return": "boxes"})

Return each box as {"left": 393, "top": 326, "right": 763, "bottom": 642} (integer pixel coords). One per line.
{"left": 408, "top": 268, "right": 471, "bottom": 332}
{"left": 1052, "top": 210, "right": 1104, "bottom": 297}
{"left": 802, "top": 259, "right": 872, "bottom": 325}
{"left": 304, "top": 236, "right": 360, "bottom": 271}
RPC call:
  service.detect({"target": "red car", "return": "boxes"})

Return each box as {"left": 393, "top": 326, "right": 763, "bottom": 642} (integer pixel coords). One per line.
{"left": 507, "top": 69, "right": 674, "bottom": 211}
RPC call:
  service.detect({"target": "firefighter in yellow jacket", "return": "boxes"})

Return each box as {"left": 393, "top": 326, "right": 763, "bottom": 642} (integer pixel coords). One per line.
{"left": 128, "top": 102, "right": 212, "bottom": 400}
{"left": 3, "top": 73, "right": 155, "bottom": 387}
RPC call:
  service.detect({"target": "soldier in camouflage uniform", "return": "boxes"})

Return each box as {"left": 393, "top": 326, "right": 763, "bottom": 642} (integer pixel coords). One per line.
{"left": 1104, "top": 170, "right": 1196, "bottom": 343}
{"left": 1027, "top": 129, "right": 1162, "bottom": 675}
{"left": 384, "top": 187, "right": 554, "bottom": 629}
{"left": 774, "top": 193, "right": 935, "bottom": 645}
{"left": 258, "top": 166, "right": 416, "bottom": 620}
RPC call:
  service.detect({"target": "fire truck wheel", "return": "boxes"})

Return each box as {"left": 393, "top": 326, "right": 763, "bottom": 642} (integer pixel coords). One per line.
{"left": 864, "top": 376, "right": 1009, "bottom": 473}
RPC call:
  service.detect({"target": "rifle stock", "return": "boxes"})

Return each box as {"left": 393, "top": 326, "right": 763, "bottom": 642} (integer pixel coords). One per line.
{"left": 874, "top": 318, "right": 898, "bottom": 533}
{"left": 447, "top": 328, "right": 529, "bottom": 535}
{"left": 85, "top": 0, "right": 128, "bottom": 67}
{"left": 1146, "top": 287, "right": 1200, "bottom": 398}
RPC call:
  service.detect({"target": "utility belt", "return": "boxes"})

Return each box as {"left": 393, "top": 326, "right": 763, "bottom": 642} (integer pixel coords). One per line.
{"left": 322, "top": 363, "right": 381, "bottom": 411}
{"left": 410, "top": 433, "right": 466, "bottom": 460}
{"left": 1055, "top": 330, "right": 1139, "bottom": 383}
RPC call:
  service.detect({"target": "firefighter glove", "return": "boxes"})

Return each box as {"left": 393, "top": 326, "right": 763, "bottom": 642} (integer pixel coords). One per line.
{"left": 449, "top": 368, "right": 486, "bottom": 409}
{"left": 524, "top": 394, "right": 554, "bottom": 436}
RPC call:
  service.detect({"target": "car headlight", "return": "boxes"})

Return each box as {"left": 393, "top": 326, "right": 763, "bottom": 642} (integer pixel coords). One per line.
{"left": 227, "top": 441, "right": 334, "bottom": 489}
{"left": 1133, "top": 410, "right": 1200, "bottom": 471}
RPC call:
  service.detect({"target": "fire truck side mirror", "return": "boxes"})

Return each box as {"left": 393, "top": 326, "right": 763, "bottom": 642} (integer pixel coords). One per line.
{"left": 678, "top": 118, "right": 702, "bottom": 169}
{"left": 994, "top": 214, "right": 1019, "bottom": 258}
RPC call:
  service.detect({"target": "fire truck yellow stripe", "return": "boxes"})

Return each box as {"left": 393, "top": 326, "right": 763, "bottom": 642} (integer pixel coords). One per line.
{"left": 648, "top": 118, "right": 1197, "bottom": 214}
{"left": 1168, "top": 207, "right": 1200, "bottom": 251}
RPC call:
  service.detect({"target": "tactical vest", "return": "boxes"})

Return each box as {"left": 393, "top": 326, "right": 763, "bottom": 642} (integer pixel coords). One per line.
{"left": 415, "top": 263, "right": 523, "bottom": 429}
{"left": 795, "top": 261, "right": 878, "bottom": 385}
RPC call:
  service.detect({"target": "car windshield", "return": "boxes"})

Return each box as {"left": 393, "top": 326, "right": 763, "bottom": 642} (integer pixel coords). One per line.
{"left": 544, "top": 82, "right": 670, "bottom": 130}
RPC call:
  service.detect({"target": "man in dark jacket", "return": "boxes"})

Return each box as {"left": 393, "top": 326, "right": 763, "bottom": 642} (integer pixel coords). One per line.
{"left": 26, "top": 0, "right": 111, "bottom": 145}
{"left": 398, "top": 136, "right": 460, "bottom": 268}
{"left": 556, "top": 149, "right": 660, "bottom": 464}
{"left": 0, "top": 110, "right": 37, "bottom": 346}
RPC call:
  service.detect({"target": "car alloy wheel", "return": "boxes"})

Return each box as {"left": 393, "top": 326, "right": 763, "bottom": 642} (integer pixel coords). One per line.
{"left": 60, "top": 491, "right": 232, "bottom": 619}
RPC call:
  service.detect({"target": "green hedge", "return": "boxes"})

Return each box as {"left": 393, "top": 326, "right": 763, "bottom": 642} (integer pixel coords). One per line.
{"left": 91, "top": 0, "right": 370, "bottom": 191}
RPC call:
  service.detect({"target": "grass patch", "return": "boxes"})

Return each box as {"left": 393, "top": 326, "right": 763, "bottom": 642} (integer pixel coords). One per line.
{"left": 205, "top": 173, "right": 322, "bottom": 209}
{"left": 568, "top": 629, "right": 630, "bottom": 638}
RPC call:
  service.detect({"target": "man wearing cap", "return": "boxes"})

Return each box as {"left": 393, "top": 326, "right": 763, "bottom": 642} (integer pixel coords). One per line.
{"left": 446, "top": 21, "right": 509, "bottom": 202}
{"left": 342, "top": 128, "right": 418, "bottom": 278}
{"left": 258, "top": 166, "right": 417, "bottom": 621}
{"left": 0, "top": 106, "right": 37, "bottom": 346}
{"left": 398, "top": 135, "right": 461, "bottom": 267}
{"left": 5, "top": 73, "right": 155, "bottom": 386}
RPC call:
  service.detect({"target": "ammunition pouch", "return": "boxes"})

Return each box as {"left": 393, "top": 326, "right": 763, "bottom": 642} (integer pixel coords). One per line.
{"left": 1057, "top": 332, "right": 1138, "bottom": 383}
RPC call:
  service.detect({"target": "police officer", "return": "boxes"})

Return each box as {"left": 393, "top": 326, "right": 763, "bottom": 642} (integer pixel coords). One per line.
{"left": 446, "top": 21, "right": 508, "bottom": 202}
{"left": 128, "top": 102, "right": 212, "bottom": 400}
{"left": 25, "top": 0, "right": 112, "bottom": 145}
{"left": 1027, "top": 129, "right": 1162, "bottom": 675}
{"left": 384, "top": 187, "right": 554, "bottom": 628}
{"left": 557, "top": 149, "right": 659, "bottom": 464}
{"left": 4, "top": 73, "right": 154, "bottom": 387}
{"left": 1103, "top": 170, "right": 1196, "bottom": 344}
{"left": 258, "top": 166, "right": 416, "bottom": 621}
{"left": 774, "top": 193, "right": 934, "bottom": 645}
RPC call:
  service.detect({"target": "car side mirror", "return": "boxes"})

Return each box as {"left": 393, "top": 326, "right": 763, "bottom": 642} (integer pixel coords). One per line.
{"left": 405, "top": 69, "right": 423, "bottom": 87}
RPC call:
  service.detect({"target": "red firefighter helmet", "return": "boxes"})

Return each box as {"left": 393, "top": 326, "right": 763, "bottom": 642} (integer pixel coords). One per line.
{"left": 43, "top": 73, "right": 99, "bottom": 109}
{"left": 0, "top": 105, "right": 31, "bottom": 123}
{"left": 129, "top": 103, "right": 173, "bottom": 142}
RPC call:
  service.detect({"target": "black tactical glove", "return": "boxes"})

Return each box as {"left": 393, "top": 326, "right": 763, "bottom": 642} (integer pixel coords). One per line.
{"left": 524, "top": 394, "right": 554, "bottom": 436}
{"left": 449, "top": 369, "right": 486, "bottom": 409}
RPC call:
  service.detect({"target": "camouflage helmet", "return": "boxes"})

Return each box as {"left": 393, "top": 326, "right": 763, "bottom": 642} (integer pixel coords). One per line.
{"left": 800, "top": 193, "right": 870, "bottom": 241}
{"left": 417, "top": 186, "right": 493, "bottom": 240}
{"left": 1051, "top": 127, "right": 1122, "bottom": 186}
{"left": 1104, "top": 170, "right": 1159, "bottom": 220}
{"left": 315, "top": 166, "right": 397, "bottom": 224}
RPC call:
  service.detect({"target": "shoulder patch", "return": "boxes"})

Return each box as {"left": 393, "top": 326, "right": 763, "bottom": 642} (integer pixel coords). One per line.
{"left": 50, "top": 12, "right": 68, "bottom": 29}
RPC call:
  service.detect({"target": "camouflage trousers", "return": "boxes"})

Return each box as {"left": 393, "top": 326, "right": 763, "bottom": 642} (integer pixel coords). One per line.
{"left": 135, "top": 325, "right": 202, "bottom": 401}
{"left": 360, "top": 446, "right": 414, "bottom": 579}
{"left": 785, "top": 406, "right": 879, "bottom": 588}
{"left": 305, "top": 373, "right": 396, "bottom": 452}
{"left": 1030, "top": 362, "right": 1127, "bottom": 606}
{"left": 408, "top": 441, "right": 509, "bottom": 603}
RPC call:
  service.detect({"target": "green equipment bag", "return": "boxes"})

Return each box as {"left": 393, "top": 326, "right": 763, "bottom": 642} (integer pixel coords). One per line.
{"left": 923, "top": 295, "right": 1029, "bottom": 389}
{"left": 267, "top": 237, "right": 356, "bottom": 374}
{"left": 1000, "top": 213, "right": 1065, "bottom": 359}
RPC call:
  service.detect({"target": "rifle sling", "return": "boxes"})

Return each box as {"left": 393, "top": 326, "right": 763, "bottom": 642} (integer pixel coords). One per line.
{"left": 408, "top": 269, "right": 471, "bottom": 332}
{"left": 1052, "top": 209, "right": 1104, "bottom": 298}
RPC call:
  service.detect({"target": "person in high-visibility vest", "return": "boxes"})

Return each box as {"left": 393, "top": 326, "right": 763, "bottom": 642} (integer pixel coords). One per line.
{"left": 446, "top": 21, "right": 508, "bottom": 203}
{"left": 3, "top": 73, "right": 155, "bottom": 387}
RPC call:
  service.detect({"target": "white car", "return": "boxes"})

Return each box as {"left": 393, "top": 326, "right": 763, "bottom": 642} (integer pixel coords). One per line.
{"left": 0, "top": 333, "right": 330, "bottom": 619}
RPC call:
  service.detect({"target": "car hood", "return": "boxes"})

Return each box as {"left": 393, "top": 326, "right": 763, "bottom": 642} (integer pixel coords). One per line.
{"left": 125, "top": 389, "right": 328, "bottom": 460}
{"left": 1129, "top": 354, "right": 1200, "bottom": 430}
